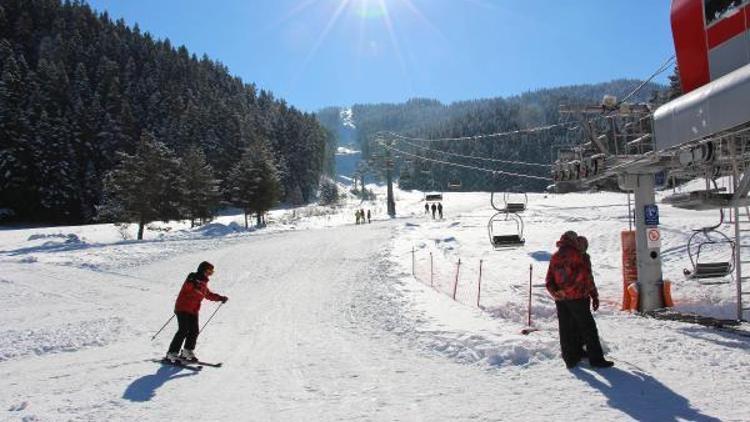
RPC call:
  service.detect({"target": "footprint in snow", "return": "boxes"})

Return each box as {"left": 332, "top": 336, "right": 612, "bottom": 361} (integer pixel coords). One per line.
{"left": 9, "top": 401, "right": 29, "bottom": 411}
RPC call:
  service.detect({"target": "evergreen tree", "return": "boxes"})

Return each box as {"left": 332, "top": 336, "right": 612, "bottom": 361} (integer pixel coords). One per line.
{"left": 226, "top": 145, "right": 281, "bottom": 228}
{"left": 318, "top": 176, "right": 339, "bottom": 205}
{"left": 179, "top": 145, "right": 222, "bottom": 227}
{"left": 98, "top": 132, "right": 184, "bottom": 240}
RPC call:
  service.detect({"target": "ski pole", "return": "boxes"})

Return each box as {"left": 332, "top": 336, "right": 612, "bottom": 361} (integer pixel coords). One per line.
{"left": 199, "top": 302, "right": 224, "bottom": 334}
{"left": 151, "top": 314, "right": 176, "bottom": 341}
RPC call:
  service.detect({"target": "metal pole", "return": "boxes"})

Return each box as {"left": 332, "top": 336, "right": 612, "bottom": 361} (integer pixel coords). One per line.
{"left": 477, "top": 259, "right": 483, "bottom": 307}
{"left": 627, "top": 192, "right": 632, "bottom": 232}
{"left": 452, "top": 258, "right": 461, "bottom": 300}
{"left": 430, "top": 252, "right": 434, "bottom": 287}
{"left": 151, "top": 314, "right": 176, "bottom": 341}
{"left": 199, "top": 303, "right": 224, "bottom": 334}
{"left": 632, "top": 173, "right": 663, "bottom": 311}
{"left": 411, "top": 247, "right": 415, "bottom": 276}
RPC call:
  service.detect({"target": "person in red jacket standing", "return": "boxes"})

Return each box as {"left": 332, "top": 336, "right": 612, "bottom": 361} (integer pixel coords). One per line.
{"left": 545, "top": 231, "right": 613, "bottom": 369}
{"left": 166, "top": 261, "right": 228, "bottom": 362}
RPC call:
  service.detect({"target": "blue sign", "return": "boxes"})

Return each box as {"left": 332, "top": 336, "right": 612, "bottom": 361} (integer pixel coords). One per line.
{"left": 655, "top": 171, "right": 666, "bottom": 187}
{"left": 644, "top": 204, "right": 659, "bottom": 226}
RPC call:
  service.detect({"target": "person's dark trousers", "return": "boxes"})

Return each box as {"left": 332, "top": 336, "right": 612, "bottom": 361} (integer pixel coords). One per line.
{"left": 167, "top": 312, "right": 200, "bottom": 354}
{"left": 555, "top": 298, "right": 605, "bottom": 367}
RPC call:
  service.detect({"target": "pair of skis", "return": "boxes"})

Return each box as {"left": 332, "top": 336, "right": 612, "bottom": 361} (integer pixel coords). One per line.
{"left": 153, "top": 357, "right": 223, "bottom": 371}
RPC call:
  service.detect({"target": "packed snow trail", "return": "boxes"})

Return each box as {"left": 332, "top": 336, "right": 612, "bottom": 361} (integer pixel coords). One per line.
{"left": 0, "top": 218, "right": 740, "bottom": 421}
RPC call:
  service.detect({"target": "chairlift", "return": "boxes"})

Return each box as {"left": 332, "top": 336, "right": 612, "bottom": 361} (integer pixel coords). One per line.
{"left": 425, "top": 192, "right": 443, "bottom": 202}
{"left": 683, "top": 219, "right": 735, "bottom": 284}
{"left": 448, "top": 179, "right": 462, "bottom": 190}
{"left": 491, "top": 191, "right": 528, "bottom": 213}
{"left": 488, "top": 211, "right": 525, "bottom": 249}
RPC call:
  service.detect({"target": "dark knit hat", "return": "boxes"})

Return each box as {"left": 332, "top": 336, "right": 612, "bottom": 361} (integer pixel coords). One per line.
{"left": 556, "top": 230, "right": 579, "bottom": 248}
{"left": 197, "top": 261, "right": 214, "bottom": 274}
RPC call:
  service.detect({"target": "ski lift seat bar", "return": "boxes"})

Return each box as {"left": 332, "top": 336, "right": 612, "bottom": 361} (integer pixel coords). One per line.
{"left": 692, "top": 262, "right": 732, "bottom": 279}
{"left": 505, "top": 203, "right": 526, "bottom": 213}
{"left": 493, "top": 235, "right": 525, "bottom": 247}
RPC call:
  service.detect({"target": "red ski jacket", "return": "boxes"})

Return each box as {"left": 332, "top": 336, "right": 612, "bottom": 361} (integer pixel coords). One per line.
{"left": 174, "top": 272, "right": 223, "bottom": 315}
{"left": 545, "top": 237, "right": 597, "bottom": 301}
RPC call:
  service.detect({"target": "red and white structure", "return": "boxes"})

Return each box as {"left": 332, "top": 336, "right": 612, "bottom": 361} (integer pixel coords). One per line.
{"left": 655, "top": 0, "right": 750, "bottom": 150}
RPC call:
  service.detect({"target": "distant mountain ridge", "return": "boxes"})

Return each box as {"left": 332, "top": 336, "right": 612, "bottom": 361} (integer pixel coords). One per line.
{"left": 316, "top": 79, "right": 665, "bottom": 192}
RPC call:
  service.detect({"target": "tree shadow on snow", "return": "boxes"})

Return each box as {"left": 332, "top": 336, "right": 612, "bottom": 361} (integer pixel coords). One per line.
{"left": 573, "top": 367, "right": 720, "bottom": 422}
{"left": 123, "top": 365, "right": 198, "bottom": 402}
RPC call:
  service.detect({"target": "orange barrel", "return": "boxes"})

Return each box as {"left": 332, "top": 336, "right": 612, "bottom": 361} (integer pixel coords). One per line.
{"left": 662, "top": 279, "right": 674, "bottom": 308}
{"left": 621, "top": 231, "right": 638, "bottom": 310}
{"left": 627, "top": 282, "right": 639, "bottom": 312}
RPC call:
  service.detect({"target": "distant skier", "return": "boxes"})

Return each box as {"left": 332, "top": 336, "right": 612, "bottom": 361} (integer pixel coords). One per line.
{"left": 424, "top": 202, "right": 429, "bottom": 215}
{"left": 431, "top": 203, "right": 437, "bottom": 219}
{"left": 166, "top": 261, "right": 228, "bottom": 363}
{"left": 437, "top": 202, "right": 443, "bottom": 219}
{"left": 545, "top": 231, "right": 612, "bottom": 369}
{"left": 355, "top": 210, "right": 360, "bottom": 225}
{"left": 367, "top": 209, "right": 371, "bottom": 224}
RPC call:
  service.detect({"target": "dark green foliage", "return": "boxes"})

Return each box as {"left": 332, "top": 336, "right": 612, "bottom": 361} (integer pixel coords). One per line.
{"left": 226, "top": 146, "right": 282, "bottom": 228}
{"left": 318, "top": 177, "right": 339, "bottom": 205}
{"left": 98, "top": 132, "right": 184, "bottom": 240}
{"left": 180, "top": 145, "right": 221, "bottom": 227}
{"left": 0, "top": 0, "right": 330, "bottom": 223}
{"left": 331, "top": 80, "right": 665, "bottom": 193}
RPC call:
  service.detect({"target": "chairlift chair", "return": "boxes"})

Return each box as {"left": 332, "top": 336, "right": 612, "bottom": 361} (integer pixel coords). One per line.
{"left": 447, "top": 179, "right": 462, "bottom": 190}
{"left": 684, "top": 228, "right": 735, "bottom": 283}
{"left": 488, "top": 212, "right": 526, "bottom": 249}
{"left": 490, "top": 191, "right": 528, "bottom": 213}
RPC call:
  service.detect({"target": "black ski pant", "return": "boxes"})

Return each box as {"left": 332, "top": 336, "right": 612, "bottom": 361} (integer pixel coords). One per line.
{"left": 555, "top": 298, "right": 605, "bottom": 366}
{"left": 167, "top": 312, "right": 199, "bottom": 354}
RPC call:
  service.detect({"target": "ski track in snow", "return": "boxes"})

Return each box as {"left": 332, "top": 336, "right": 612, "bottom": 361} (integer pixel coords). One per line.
{"left": 0, "top": 185, "right": 748, "bottom": 420}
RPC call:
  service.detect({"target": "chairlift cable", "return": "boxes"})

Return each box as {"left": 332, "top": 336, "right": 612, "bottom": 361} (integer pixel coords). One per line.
{"left": 393, "top": 137, "right": 552, "bottom": 168}
{"left": 381, "top": 122, "right": 574, "bottom": 143}
{"left": 618, "top": 55, "right": 676, "bottom": 106}
{"left": 379, "top": 141, "right": 553, "bottom": 182}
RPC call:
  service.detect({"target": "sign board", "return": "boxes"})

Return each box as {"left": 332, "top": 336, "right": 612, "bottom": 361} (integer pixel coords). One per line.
{"left": 644, "top": 204, "right": 659, "bottom": 226}
{"left": 646, "top": 227, "right": 661, "bottom": 249}
{"left": 655, "top": 171, "right": 666, "bottom": 187}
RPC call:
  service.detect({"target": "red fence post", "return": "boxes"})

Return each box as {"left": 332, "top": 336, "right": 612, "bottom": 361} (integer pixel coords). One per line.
{"left": 477, "top": 259, "right": 483, "bottom": 307}
{"left": 452, "top": 258, "right": 461, "bottom": 300}
{"left": 527, "top": 264, "right": 533, "bottom": 327}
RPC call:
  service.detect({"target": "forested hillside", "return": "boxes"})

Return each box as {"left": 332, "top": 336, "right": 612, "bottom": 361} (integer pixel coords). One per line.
{"left": 0, "top": 0, "right": 335, "bottom": 224}
{"left": 318, "top": 80, "right": 666, "bottom": 192}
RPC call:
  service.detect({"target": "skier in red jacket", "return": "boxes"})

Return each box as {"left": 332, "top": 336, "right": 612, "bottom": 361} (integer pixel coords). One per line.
{"left": 166, "top": 261, "right": 228, "bottom": 362}
{"left": 545, "top": 231, "right": 612, "bottom": 369}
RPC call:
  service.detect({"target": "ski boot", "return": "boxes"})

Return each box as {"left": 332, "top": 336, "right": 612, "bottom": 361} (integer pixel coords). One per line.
{"left": 180, "top": 349, "right": 198, "bottom": 363}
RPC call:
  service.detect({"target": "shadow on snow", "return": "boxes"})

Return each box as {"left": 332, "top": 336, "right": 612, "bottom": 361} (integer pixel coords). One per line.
{"left": 123, "top": 364, "right": 199, "bottom": 402}
{"left": 573, "top": 367, "right": 720, "bottom": 422}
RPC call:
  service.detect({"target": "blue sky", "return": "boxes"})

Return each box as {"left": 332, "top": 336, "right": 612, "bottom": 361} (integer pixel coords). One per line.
{"left": 86, "top": 0, "right": 675, "bottom": 112}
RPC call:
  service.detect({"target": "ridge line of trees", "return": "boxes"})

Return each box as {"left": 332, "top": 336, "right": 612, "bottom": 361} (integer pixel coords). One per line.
{"left": 0, "top": 0, "right": 337, "bottom": 226}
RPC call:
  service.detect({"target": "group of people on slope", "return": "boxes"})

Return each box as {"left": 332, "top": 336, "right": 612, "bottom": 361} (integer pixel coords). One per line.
{"left": 424, "top": 202, "right": 443, "bottom": 219}
{"left": 546, "top": 230, "right": 613, "bottom": 369}
{"left": 164, "top": 231, "right": 612, "bottom": 370}
{"left": 355, "top": 208, "right": 371, "bottom": 225}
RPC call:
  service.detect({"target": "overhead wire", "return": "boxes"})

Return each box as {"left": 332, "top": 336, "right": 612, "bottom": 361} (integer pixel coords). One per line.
{"left": 379, "top": 140, "right": 553, "bottom": 182}
{"left": 381, "top": 122, "right": 573, "bottom": 143}
{"left": 618, "top": 54, "right": 676, "bottom": 106}
{"left": 393, "top": 137, "right": 552, "bottom": 168}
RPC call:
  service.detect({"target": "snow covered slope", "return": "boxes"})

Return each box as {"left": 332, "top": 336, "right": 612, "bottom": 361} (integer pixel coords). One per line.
{"left": 1, "top": 187, "right": 748, "bottom": 421}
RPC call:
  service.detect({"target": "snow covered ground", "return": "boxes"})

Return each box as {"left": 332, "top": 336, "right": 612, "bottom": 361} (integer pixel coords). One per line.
{"left": 1, "top": 183, "right": 749, "bottom": 421}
